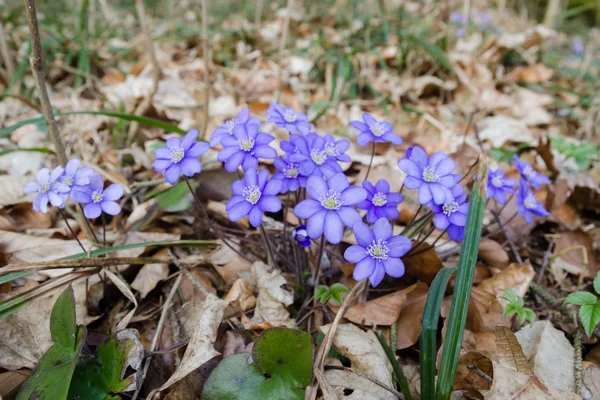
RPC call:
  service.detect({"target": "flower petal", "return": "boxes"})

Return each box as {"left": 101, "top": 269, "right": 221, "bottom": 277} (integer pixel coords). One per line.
{"left": 248, "top": 206, "right": 263, "bottom": 227}
{"left": 337, "top": 206, "right": 361, "bottom": 228}
{"left": 166, "top": 136, "right": 181, "bottom": 149}
{"left": 373, "top": 218, "right": 392, "bottom": 241}
{"left": 164, "top": 164, "right": 181, "bottom": 185}
{"left": 306, "top": 175, "right": 328, "bottom": 199}
{"left": 36, "top": 168, "right": 50, "bottom": 184}
{"left": 340, "top": 186, "right": 367, "bottom": 206}
{"left": 258, "top": 196, "right": 281, "bottom": 212}
{"left": 294, "top": 199, "right": 322, "bottom": 219}
{"left": 418, "top": 185, "right": 433, "bottom": 204}
{"left": 307, "top": 209, "right": 327, "bottom": 239}
{"left": 101, "top": 201, "right": 121, "bottom": 215}
{"left": 187, "top": 141, "right": 210, "bottom": 157}
{"left": 387, "top": 236, "right": 411, "bottom": 257}
{"left": 435, "top": 157, "right": 456, "bottom": 176}
{"left": 263, "top": 179, "right": 282, "bottom": 195}
{"left": 344, "top": 245, "right": 367, "bottom": 263}
{"left": 449, "top": 212, "right": 467, "bottom": 226}
{"left": 356, "top": 132, "right": 372, "bottom": 146}
{"left": 353, "top": 221, "right": 375, "bottom": 247}
{"left": 323, "top": 211, "right": 344, "bottom": 244}
{"left": 103, "top": 184, "right": 124, "bottom": 201}
{"left": 181, "top": 158, "right": 202, "bottom": 177}
{"left": 410, "top": 146, "right": 428, "bottom": 169}
{"left": 84, "top": 203, "right": 102, "bottom": 219}
{"left": 65, "top": 159, "right": 80, "bottom": 176}
{"left": 327, "top": 173, "right": 350, "bottom": 193}
{"left": 434, "top": 213, "right": 450, "bottom": 230}
{"left": 224, "top": 151, "right": 245, "bottom": 173}
{"left": 398, "top": 159, "right": 421, "bottom": 177}
{"left": 48, "top": 191, "right": 64, "bottom": 207}
{"left": 228, "top": 201, "right": 252, "bottom": 221}
{"left": 369, "top": 263, "right": 385, "bottom": 287}
{"left": 375, "top": 179, "right": 390, "bottom": 193}
{"left": 383, "top": 258, "right": 405, "bottom": 278}
{"left": 24, "top": 182, "right": 41, "bottom": 194}
{"left": 353, "top": 257, "right": 375, "bottom": 281}
{"left": 152, "top": 159, "right": 172, "bottom": 172}
{"left": 71, "top": 189, "right": 91, "bottom": 204}
{"left": 181, "top": 129, "right": 199, "bottom": 150}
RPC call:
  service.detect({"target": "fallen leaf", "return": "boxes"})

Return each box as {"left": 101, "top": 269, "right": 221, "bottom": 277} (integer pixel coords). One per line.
{"left": 248, "top": 261, "right": 296, "bottom": 329}
{"left": 513, "top": 64, "right": 554, "bottom": 83}
{"left": 157, "top": 293, "right": 228, "bottom": 392}
{"left": 478, "top": 239, "right": 510, "bottom": 269}
{"left": 209, "top": 241, "right": 252, "bottom": 284}
{"left": 224, "top": 278, "right": 256, "bottom": 314}
{"left": 113, "top": 231, "right": 181, "bottom": 258}
{"left": 582, "top": 366, "right": 600, "bottom": 400}
{"left": 0, "top": 370, "right": 28, "bottom": 398}
{"left": 403, "top": 244, "right": 443, "bottom": 283}
{"left": 551, "top": 230, "right": 597, "bottom": 278}
{"left": 478, "top": 115, "right": 535, "bottom": 148}
{"left": 454, "top": 351, "right": 494, "bottom": 391}
{"left": 104, "top": 269, "right": 138, "bottom": 332}
{"left": 395, "top": 282, "right": 429, "bottom": 349}
{"left": 0, "top": 176, "right": 34, "bottom": 208}
{"left": 478, "top": 263, "right": 535, "bottom": 299}
{"left": 494, "top": 325, "right": 532, "bottom": 374}
{"left": 344, "top": 289, "right": 407, "bottom": 326}
{"left": 131, "top": 252, "right": 169, "bottom": 299}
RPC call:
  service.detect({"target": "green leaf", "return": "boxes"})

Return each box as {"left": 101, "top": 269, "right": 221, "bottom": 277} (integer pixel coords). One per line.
{"left": 420, "top": 266, "right": 455, "bottom": 400}
{"left": 502, "top": 303, "right": 518, "bottom": 317}
{"left": 375, "top": 332, "right": 413, "bottom": 400}
{"left": 329, "top": 283, "right": 350, "bottom": 305}
{"left": 152, "top": 181, "right": 193, "bottom": 212}
{"left": 593, "top": 271, "right": 600, "bottom": 296}
{"left": 407, "top": 35, "right": 454, "bottom": 72}
{"left": 0, "top": 147, "right": 54, "bottom": 157}
{"left": 436, "top": 164, "right": 487, "bottom": 400}
{"left": 68, "top": 334, "right": 140, "bottom": 399}
{"left": 579, "top": 303, "right": 600, "bottom": 338}
{"left": 524, "top": 309, "right": 536, "bottom": 324}
{"left": 315, "top": 285, "right": 330, "bottom": 304}
{"left": 17, "top": 286, "right": 86, "bottom": 400}
{"left": 202, "top": 328, "right": 313, "bottom": 400}
{"left": 564, "top": 292, "right": 598, "bottom": 306}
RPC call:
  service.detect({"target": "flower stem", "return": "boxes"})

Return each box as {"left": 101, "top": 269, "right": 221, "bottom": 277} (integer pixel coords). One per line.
{"left": 101, "top": 214, "right": 107, "bottom": 249}
{"left": 58, "top": 208, "right": 87, "bottom": 254}
{"left": 312, "top": 235, "right": 326, "bottom": 287}
{"left": 365, "top": 141, "right": 376, "bottom": 182}
{"left": 260, "top": 225, "right": 276, "bottom": 267}
{"left": 282, "top": 191, "right": 291, "bottom": 252}
{"left": 400, "top": 204, "right": 422, "bottom": 235}
{"left": 79, "top": 205, "right": 99, "bottom": 245}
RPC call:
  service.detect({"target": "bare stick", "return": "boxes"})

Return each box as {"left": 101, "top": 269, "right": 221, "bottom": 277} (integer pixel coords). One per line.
{"left": 0, "top": 21, "right": 15, "bottom": 79}
{"left": 125, "top": 0, "right": 160, "bottom": 147}
{"left": 132, "top": 273, "right": 183, "bottom": 400}
{"left": 23, "top": 0, "right": 96, "bottom": 244}
{"left": 275, "top": 0, "right": 294, "bottom": 102}
{"left": 201, "top": 0, "right": 210, "bottom": 139}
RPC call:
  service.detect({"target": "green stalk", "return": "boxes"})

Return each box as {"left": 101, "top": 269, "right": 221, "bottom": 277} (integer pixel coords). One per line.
{"left": 375, "top": 332, "right": 413, "bottom": 400}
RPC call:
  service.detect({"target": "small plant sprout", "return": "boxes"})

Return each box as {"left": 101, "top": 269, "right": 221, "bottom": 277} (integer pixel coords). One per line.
{"left": 315, "top": 283, "right": 350, "bottom": 305}
{"left": 564, "top": 271, "right": 600, "bottom": 337}
{"left": 499, "top": 289, "right": 536, "bottom": 325}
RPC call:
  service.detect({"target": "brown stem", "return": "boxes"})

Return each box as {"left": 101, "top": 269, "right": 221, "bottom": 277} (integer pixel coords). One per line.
{"left": 275, "top": 0, "right": 294, "bottom": 102}
{"left": 364, "top": 141, "right": 375, "bottom": 182}
{"left": 58, "top": 208, "right": 86, "bottom": 253}
{"left": 0, "top": 21, "right": 14, "bottom": 79}
{"left": 201, "top": 0, "right": 210, "bottom": 139}
{"left": 260, "top": 225, "right": 276, "bottom": 267}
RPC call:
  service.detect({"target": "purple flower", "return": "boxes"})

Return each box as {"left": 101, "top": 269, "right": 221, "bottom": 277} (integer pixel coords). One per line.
{"left": 476, "top": 11, "right": 490, "bottom": 29}
{"left": 273, "top": 158, "right": 307, "bottom": 193}
{"left": 428, "top": 184, "right": 469, "bottom": 242}
{"left": 294, "top": 173, "right": 367, "bottom": 244}
{"left": 24, "top": 166, "right": 69, "bottom": 213}
{"left": 513, "top": 155, "right": 550, "bottom": 190}
{"left": 344, "top": 218, "right": 411, "bottom": 287}
{"left": 487, "top": 168, "right": 517, "bottom": 205}
{"left": 350, "top": 113, "right": 403, "bottom": 146}
{"left": 573, "top": 37, "right": 584, "bottom": 56}
{"left": 218, "top": 124, "right": 277, "bottom": 173}
{"left": 266, "top": 103, "right": 311, "bottom": 135}
{"left": 72, "top": 174, "right": 124, "bottom": 219}
{"left": 153, "top": 129, "right": 210, "bottom": 185}
{"left": 292, "top": 225, "right": 311, "bottom": 247}
{"left": 515, "top": 179, "right": 550, "bottom": 224}
{"left": 282, "top": 133, "right": 343, "bottom": 179}
{"left": 323, "top": 134, "right": 351, "bottom": 163}
{"left": 398, "top": 146, "right": 458, "bottom": 205}
{"left": 210, "top": 108, "right": 261, "bottom": 147}
{"left": 356, "top": 179, "right": 403, "bottom": 223}
{"left": 450, "top": 11, "right": 467, "bottom": 25}
{"left": 55, "top": 158, "right": 95, "bottom": 204}
{"left": 226, "top": 169, "right": 282, "bottom": 227}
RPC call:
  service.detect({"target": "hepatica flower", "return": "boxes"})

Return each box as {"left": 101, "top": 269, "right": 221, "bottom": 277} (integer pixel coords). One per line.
{"left": 513, "top": 155, "right": 550, "bottom": 190}
{"left": 56, "top": 158, "right": 95, "bottom": 203}
{"left": 273, "top": 157, "right": 306, "bottom": 193}
{"left": 323, "top": 134, "right": 351, "bottom": 163}
{"left": 294, "top": 173, "right": 367, "bottom": 244}
{"left": 515, "top": 179, "right": 550, "bottom": 224}
{"left": 573, "top": 37, "right": 584, "bottom": 56}
{"left": 350, "top": 113, "right": 403, "bottom": 146}
{"left": 266, "top": 102, "right": 311, "bottom": 135}
{"left": 72, "top": 174, "right": 123, "bottom": 218}
{"left": 398, "top": 146, "right": 458, "bottom": 205}
{"left": 226, "top": 169, "right": 282, "bottom": 227}
{"left": 24, "top": 166, "right": 69, "bottom": 213}
{"left": 429, "top": 184, "right": 469, "bottom": 242}
{"left": 487, "top": 168, "right": 516, "bottom": 205}
{"left": 210, "top": 108, "right": 261, "bottom": 147}
{"left": 357, "top": 179, "right": 403, "bottom": 223}
{"left": 153, "top": 129, "right": 210, "bottom": 185}
{"left": 344, "top": 218, "right": 411, "bottom": 287}
{"left": 292, "top": 225, "right": 311, "bottom": 247}
{"left": 218, "top": 124, "right": 277, "bottom": 173}
{"left": 283, "top": 133, "right": 343, "bottom": 179}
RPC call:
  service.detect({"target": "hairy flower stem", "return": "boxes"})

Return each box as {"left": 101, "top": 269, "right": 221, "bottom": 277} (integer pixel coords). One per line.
{"left": 312, "top": 235, "right": 326, "bottom": 288}
{"left": 282, "top": 192, "right": 291, "bottom": 252}
{"left": 491, "top": 205, "right": 522, "bottom": 263}
{"left": 364, "top": 141, "right": 376, "bottom": 182}
{"left": 79, "top": 205, "right": 100, "bottom": 244}
{"left": 260, "top": 225, "right": 276, "bottom": 267}
{"left": 101, "top": 214, "right": 107, "bottom": 249}
{"left": 58, "top": 208, "right": 87, "bottom": 253}
{"left": 400, "top": 204, "right": 422, "bottom": 235}
{"left": 183, "top": 176, "right": 252, "bottom": 262}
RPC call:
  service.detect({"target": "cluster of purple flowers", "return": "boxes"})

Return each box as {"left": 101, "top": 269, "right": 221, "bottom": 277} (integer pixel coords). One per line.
{"left": 449, "top": 10, "right": 491, "bottom": 38}
{"left": 25, "top": 158, "right": 124, "bottom": 219}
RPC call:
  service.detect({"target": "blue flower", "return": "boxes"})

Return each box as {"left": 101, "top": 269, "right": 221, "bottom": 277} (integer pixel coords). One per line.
{"left": 272, "top": 157, "right": 307, "bottom": 193}
{"left": 573, "top": 37, "right": 584, "bottom": 56}
{"left": 153, "top": 129, "right": 210, "bottom": 185}
{"left": 487, "top": 168, "right": 516, "bottom": 205}
{"left": 513, "top": 155, "right": 550, "bottom": 190}
{"left": 266, "top": 103, "right": 311, "bottom": 134}
{"left": 350, "top": 113, "right": 403, "bottom": 146}
{"left": 226, "top": 169, "right": 282, "bottom": 227}
{"left": 356, "top": 179, "right": 403, "bottom": 223}
{"left": 292, "top": 225, "right": 311, "bottom": 247}
{"left": 450, "top": 11, "right": 467, "bottom": 25}
{"left": 210, "top": 108, "right": 261, "bottom": 147}
{"left": 72, "top": 174, "right": 124, "bottom": 219}
{"left": 515, "top": 179, "right": 550, "bottom": 224}
{"left": 24, "top": 166, "right": 69, "bottom": 213}
{"left": 282, "top": 132, "right": 343, "bottom": 179}
{"left": 323, "top": 134, "right": 351, "bottom": 163}
{"left": 428, "top": 184, "right": 469, "bottom": 242}
{"left": 53, "top": 158, "right": 95, "bottom": 205}
{"left": 218, "top": 124, "right": 277, "bottom": 173}
{"left": 294, "top": 173, "right": 367, "bottom": 244}
{"left": 344, "top": 218, "right": 411, "bottom": 287}
{"left": 398, "top": 146, "right": 459, "bottom": 205}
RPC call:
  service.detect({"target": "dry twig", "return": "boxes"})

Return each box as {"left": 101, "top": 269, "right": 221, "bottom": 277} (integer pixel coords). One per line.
{"left": 275, "top": 0, "right": 294, "bottom": 102}
{"left": 201, "top": 0, "right": 210, "bottom": 139}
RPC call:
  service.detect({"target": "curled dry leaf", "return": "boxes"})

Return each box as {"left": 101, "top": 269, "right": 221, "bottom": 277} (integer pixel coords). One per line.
{"left": 454, "top": 351, "right": 494, "bottom": 391}
{"left": 224, "top": 278, "right": 256, "bottom": 315}
{"left": 209, "top": 241, "right": 253, "bottom": 284}
{"left": 248, "top": 261, "right": 296, "bottom": 329}
{"left": 131, "top": 257, "right": 169, "bottom": 299}
{"left": 478, "top": 263, "right": 535, "bottom": 300}
{"left": 344, "top": 289, "right": 407, "bottom": 326}
{"left": 402, "top": 244, "right": 443, "bottom": 284}
{"left": 513, "top": 64, "right": 554, "bottom": 84}
{"left": 395, "top": 282, "right": 429, "bottom": 349}
{"left": 321, "top": 324, "right": 395, "bottom": 400}
{"left": 478, "top": 239, "right": 509, "bottom": 269}
{"left": 551, "top": 230, "right": 597, "bottom": 279}
{"left": 157, "top": 293, "right": 228, "bottom": 392}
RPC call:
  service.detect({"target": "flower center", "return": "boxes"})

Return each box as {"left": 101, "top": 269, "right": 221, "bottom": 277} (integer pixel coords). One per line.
{"left": 238, "top": 136, "right": 255, "bottom": 152}
{"left": 491, "top": 175, "right": 503, "bottom": 188}
{"left": 62, "top": 176, "right": 73, "bottom": 186}
{"left": 310, "top": 149, "right": 328, "bottom": 166}
{"left": 367, "top": 239, "right": 389, "bottom": 260}
{"left": 522, "top": 165, "right": 537, "bottom": 180}
{"left": 370, "top": 122, "right": 385, "bottom": 137}
{"left": 324, "top": 143, "right": 339, "bottom": 157}
{"left": 422, "top": 166, "right": 440, "bottom": 183}
{"left": 243, "top": 185, "right": 262, "bottom": 204}
{"left": 92, "top": 190, "right": 104, "bottom": 203}
{"left": 283, "top": 109, "right": 297, "bottom": 123}
{"left": 169, "top": 147, "right": 185, "bottom": 163}
{"left": 318, "top": 189, "right": 342, "bottom": 210}
{"left": 40, "top": 183, "right": 50, "bottom": 193}
{"left": 443, "top": 201, "right": 459, "bottom": 216}
{"left": 225, "top": 119, "right": 236, "bottom": 134}
{"left": 524, "top": 194, "right": 537, "bottom": 209}
{"left": 372, "top": 192, "right": 387, "bottom": 207}
{"left": 284, "top": 163, "right": 299, "bottom": 179}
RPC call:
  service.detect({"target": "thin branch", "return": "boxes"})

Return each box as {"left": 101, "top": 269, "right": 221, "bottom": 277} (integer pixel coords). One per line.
{"left": 275, "top": 0, "right": 294, "bottom": 102}
{"left": 201, "top": 0, "right": 210, "bottom": 139}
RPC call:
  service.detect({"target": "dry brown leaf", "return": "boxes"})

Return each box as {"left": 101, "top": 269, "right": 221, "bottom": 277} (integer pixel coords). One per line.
{"left": 582, "top": 366, "right": 600, "bottom": 400}
{"left": 494, "top": 326, "right": 532, "bottom": 374}
{"left": 454, "top": 351, "right": 494, "bottom": 391}
{"left": 478, "top": 239, "right": 509, "bottom": 269}
{"left": 0, "top": 370, "right": 28, "bottom": 398}
{"left": 551, "top": 230, "right": 597, "bottom": 278}
{"left": 0, "top": 176, "right": 33, "bottom": 208}
{"left": 248, "top": 261, "right": 295, "bottom": 329}
{"left": 157, "top": 294, "right": 228, "bottom": 392}
{"left": 467, "top": 287, "right": 511, "bottom": 332}
{"left": 105, "top": 269, "right": 138, "bottom": 332}
{"left": 478, "top": 263, "right": 535, "bottom": 299}
{"left": 395, "top": 282, "right": 429, "bottom": 349}
{"left": 1, "top": 203, "right": 53, "bottom": 231}
{"left": 344, "top": 289, "right": 407, "bottom": 326}
{"left": 584, "top": 343, "right": 600, "bottom": 365}
{"left": 478, "top": 115, "right": 535, "bottom": 148}
{"left": 513, "top": 64, "right": 554, "bottom": 83}
{"left": 131, "top": 259, "right": 169, "bottom": 299}
{"left": 224, "top": 278, "right": 256, "bottom": 313}
{"left": 209, "top": 241, "right": 252, "bottom": 284}
{"left": 403, "top": 244, "right": 443, "bottom": 283}
{"left": 321, "top": 324, "right": 395, "bottom": 400}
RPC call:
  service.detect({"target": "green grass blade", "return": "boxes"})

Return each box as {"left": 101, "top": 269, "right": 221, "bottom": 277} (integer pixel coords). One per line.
{"left": 435, "top": 163, "right": 488, "bottom": 400}
{"left": 407, "top": 35, "right": 454, "bottom": 72}
{"left": 0, "top": 272, "right": 31, "bottom": 285}
{"left": 420, "top": 266, "right": 456, "bottom": 399}
{"left": 0, "top": 148, "right": 54, "bottom": 157}
{"left": 375, "top": 332, "right": 413, "bottom": 400}
{"left": 0, "top": 111, "right": 186, "bottom": 138}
